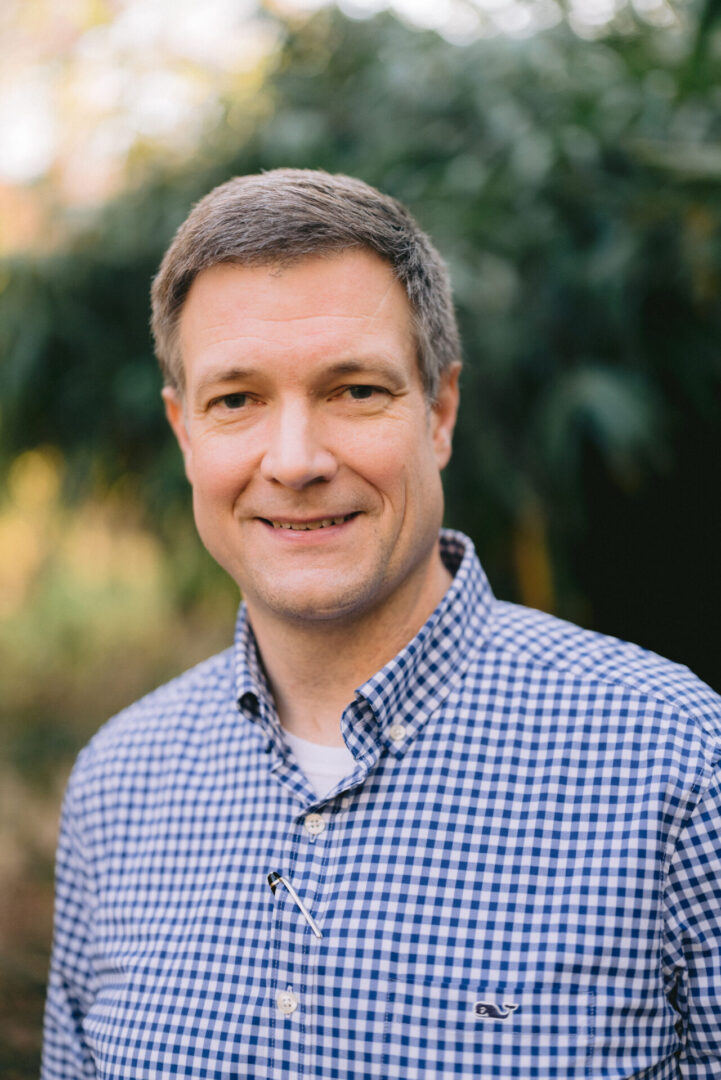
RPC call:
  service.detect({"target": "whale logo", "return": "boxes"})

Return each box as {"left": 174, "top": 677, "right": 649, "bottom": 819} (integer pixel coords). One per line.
{"left": 474, "top": 1001, "right": 519, "bottom": 1020}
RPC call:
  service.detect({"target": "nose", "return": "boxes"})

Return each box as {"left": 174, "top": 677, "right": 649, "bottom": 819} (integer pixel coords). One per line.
{"left": 260, "top": 402, "right": 338, "bottom": 489}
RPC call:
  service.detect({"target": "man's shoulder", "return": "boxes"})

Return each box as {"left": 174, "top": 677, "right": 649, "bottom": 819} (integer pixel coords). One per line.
{"left": 70, "top": 647, "right": 237, "bottom": 790}
{"left": 487, "top": 599, "right": 721, "bottom": 740}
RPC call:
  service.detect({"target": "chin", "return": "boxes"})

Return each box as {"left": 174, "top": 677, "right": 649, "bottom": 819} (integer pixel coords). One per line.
{"left": 266, "top": 593, "right": 373, "bottom": 624}
{"left": 249, "top": 574, "right": 389, "bottom": 626}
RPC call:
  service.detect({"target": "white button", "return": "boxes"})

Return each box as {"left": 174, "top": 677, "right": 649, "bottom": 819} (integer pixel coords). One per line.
{"left": 277, "top": 989, "right": 299, "bottom": 1015}
{"left": 304, "top": 812, "right": 326, "bottom": 836}
{"left": 388, "top": 723, "right": 407, "bottom": 742}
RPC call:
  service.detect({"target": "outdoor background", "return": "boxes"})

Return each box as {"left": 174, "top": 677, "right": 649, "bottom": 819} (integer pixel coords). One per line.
{"left": 1, "top": 0, "right": 720, "bottom": 1073}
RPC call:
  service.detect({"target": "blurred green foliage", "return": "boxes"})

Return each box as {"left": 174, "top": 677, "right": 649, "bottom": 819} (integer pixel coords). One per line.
{"left": 2, "top": 7, "right": 720, "bottom": 684}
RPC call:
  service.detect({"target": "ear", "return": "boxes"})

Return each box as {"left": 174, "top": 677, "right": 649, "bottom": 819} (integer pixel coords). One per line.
{"left": 430, "top": 362, "right": 461, "bottom": 470}
{"left": 162, "top": 386, "right": 194, "bottom": 484}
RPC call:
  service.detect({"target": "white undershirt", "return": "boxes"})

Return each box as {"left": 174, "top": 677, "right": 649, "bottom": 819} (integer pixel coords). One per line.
{"left": 281, "top": 728, "right": 356, "bottom": 798}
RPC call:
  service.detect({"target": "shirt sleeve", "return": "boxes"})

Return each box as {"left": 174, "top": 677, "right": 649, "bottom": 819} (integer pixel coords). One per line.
{"left": 41, "top": 770, "right": 98, "bottom": 1079}
{"left": 664, "top": 761, "right": 721, "bottom": 1077}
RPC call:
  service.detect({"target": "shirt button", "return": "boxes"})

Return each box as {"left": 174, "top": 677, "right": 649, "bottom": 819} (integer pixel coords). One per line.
{"left": 388, "top": 723, "right": 407, "bottom": 743}
{"left": 304, "top": 812, "right": 326, "bottom": 837}
{"left": 277, "top": 989, "right": 299, "bottom": 1015}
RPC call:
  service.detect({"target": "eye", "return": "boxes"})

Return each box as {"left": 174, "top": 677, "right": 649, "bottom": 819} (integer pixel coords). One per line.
{"left": 344, "top": 385, "right": 384, "bottom": 400}
{"left": 213, "top": 392, "right": 249, "bottom": 410}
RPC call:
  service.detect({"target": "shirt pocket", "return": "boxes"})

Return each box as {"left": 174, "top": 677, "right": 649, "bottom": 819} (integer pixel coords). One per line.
{"left": 383, "top": 978, "right": 595, "bottom": 1079}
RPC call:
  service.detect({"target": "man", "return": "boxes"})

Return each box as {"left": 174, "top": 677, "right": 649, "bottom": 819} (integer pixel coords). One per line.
{"left": 43, "top": 169, "right": 721, "bottom": 1079}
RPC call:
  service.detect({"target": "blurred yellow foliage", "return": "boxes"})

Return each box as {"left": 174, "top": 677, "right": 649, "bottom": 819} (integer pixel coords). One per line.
{"left": 0, "top": 516, "right": 42, "bottom": 615}
{"left": 1, "top": 449, "right": 61, "bottom": 614}
{"left": 60, "top": 508, "right": 162, "bottom": 588}
{"left": 8, "top": 446, "right": 63, "bottom": 509}
{"left": 0, "top": 445, "right": 173, "bottom": 656}
{"left": 0, "top": 448, "right": 166, "bottom": 621}
{"left": 512, "top": 499, "right": 555, "bottom": 615}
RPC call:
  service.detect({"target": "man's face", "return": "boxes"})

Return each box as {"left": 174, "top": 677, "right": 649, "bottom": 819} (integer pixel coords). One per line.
{"left": 163, "top": 249, "right": 459, "bottom": 627}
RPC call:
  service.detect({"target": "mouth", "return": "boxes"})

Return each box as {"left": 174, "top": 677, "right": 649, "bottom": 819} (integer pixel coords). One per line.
{"left": 260, "top": 513, "right": 359, "bottom": 532}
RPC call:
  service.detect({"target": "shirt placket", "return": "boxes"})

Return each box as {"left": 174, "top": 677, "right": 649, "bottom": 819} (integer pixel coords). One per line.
{"left": 267, "top": 784, "right": 335, "bottom": 1079}
{"left": 255, "top": 693, "right": 385, "bottom": 1078}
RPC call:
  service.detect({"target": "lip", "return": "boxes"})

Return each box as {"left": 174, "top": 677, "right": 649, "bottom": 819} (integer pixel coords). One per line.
{"left": 256, "top": 512, "right": 360, "bottom": 539}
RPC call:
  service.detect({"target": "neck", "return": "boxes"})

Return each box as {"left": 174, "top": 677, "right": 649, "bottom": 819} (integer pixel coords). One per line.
{"left": 247, "top": 543, "right": 452, "bottom": 747}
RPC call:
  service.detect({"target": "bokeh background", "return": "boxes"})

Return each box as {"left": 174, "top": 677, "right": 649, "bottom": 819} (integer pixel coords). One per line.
{"left": 1, "top": 0, "right": 720, "bottom": 1072}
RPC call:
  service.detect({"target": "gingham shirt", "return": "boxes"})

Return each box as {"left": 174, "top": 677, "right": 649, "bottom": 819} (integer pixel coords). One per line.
{"left": 43, "top": 530, "right": 721, "bottom": 1079}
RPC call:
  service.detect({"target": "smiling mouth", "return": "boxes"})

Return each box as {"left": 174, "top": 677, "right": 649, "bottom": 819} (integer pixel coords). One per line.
{"left": 262, "top": 513, "right": 358, "bottom": 531}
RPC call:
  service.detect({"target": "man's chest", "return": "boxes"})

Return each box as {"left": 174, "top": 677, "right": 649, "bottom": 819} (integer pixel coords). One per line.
{"left": 82, "top": 735, "right": 681, "bottom": 1079}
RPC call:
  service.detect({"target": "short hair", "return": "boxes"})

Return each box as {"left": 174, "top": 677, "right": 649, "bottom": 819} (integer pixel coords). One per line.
{"left": 150, "top": 168, "right": 460, "bottom": 401}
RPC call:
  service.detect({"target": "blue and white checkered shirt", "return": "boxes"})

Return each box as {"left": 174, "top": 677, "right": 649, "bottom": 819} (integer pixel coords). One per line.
{"left": 43, "top": 530, "right": 721, "bottom": 1078}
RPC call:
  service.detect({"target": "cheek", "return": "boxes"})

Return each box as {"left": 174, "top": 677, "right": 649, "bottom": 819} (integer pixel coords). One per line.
{"left": 347, "top": 442, "right": 407, "bottom": 501}
{"left": 350, "top": 442, "right": 441, "bottom": 525}
{"left": 190, "top": 437, "right": 255, "bottom": 502}
{"left": 402, "top": 442, "right": 446, "bottom": 525}
{"left": 340, "top": 416, "right": 428, "bottom": 481}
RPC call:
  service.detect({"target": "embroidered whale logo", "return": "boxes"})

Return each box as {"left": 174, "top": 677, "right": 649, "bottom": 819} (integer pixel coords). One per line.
{"left": 474, "top": 1001, "right": 519, "bottom": 1020}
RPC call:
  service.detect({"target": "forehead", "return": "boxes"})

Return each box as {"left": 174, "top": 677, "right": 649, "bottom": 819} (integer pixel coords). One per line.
{"left": 178, "top": 249, "right": 418, "bottom": 384}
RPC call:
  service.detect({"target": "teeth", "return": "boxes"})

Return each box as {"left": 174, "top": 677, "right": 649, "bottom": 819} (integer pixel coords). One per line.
{"left": 271, "top": 516, "right": 348, "bottom": 530}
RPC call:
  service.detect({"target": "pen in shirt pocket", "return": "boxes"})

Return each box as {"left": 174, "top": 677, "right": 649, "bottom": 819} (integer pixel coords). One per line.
{"left": 267, "top": 871, "right": 323, "bottom": 938}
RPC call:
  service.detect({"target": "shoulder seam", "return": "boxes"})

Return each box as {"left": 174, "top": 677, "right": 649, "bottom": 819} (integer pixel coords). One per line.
{"left": 489, "top": 602, "right": 720, "bottom": 740}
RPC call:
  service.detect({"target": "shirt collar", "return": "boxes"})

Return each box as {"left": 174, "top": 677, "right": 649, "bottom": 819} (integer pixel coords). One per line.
{"left": 233, "top": 529, "right": 495, "bottom": 750}
{"left": 353, "top": 529, "right": 494, "bottom": 753}
{"left": 234, "top": 607, "right": 273, "bottom": 715}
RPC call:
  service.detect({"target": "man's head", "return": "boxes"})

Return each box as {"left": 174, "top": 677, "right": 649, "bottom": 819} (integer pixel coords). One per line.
{"left": 151, "top": 168, "right": 460, "bottom": 402}
{"left": 154, "top": 171, "right": 461, "bottom": 632}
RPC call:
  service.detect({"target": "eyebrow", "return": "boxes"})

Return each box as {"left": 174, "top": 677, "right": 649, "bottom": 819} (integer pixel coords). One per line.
{"left": 320, "top": 359, "right": 407, "bottom": 384}
{"left": 194, "top": 368, "right": 256, "bottom": 397}
{"left": 193, "top": 359, "right": 408, "bottom": 397}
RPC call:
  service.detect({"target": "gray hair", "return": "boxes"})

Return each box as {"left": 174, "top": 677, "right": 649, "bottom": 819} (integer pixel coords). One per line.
{"left": 150, "top": 168, "right": 461, "bottom": 401}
